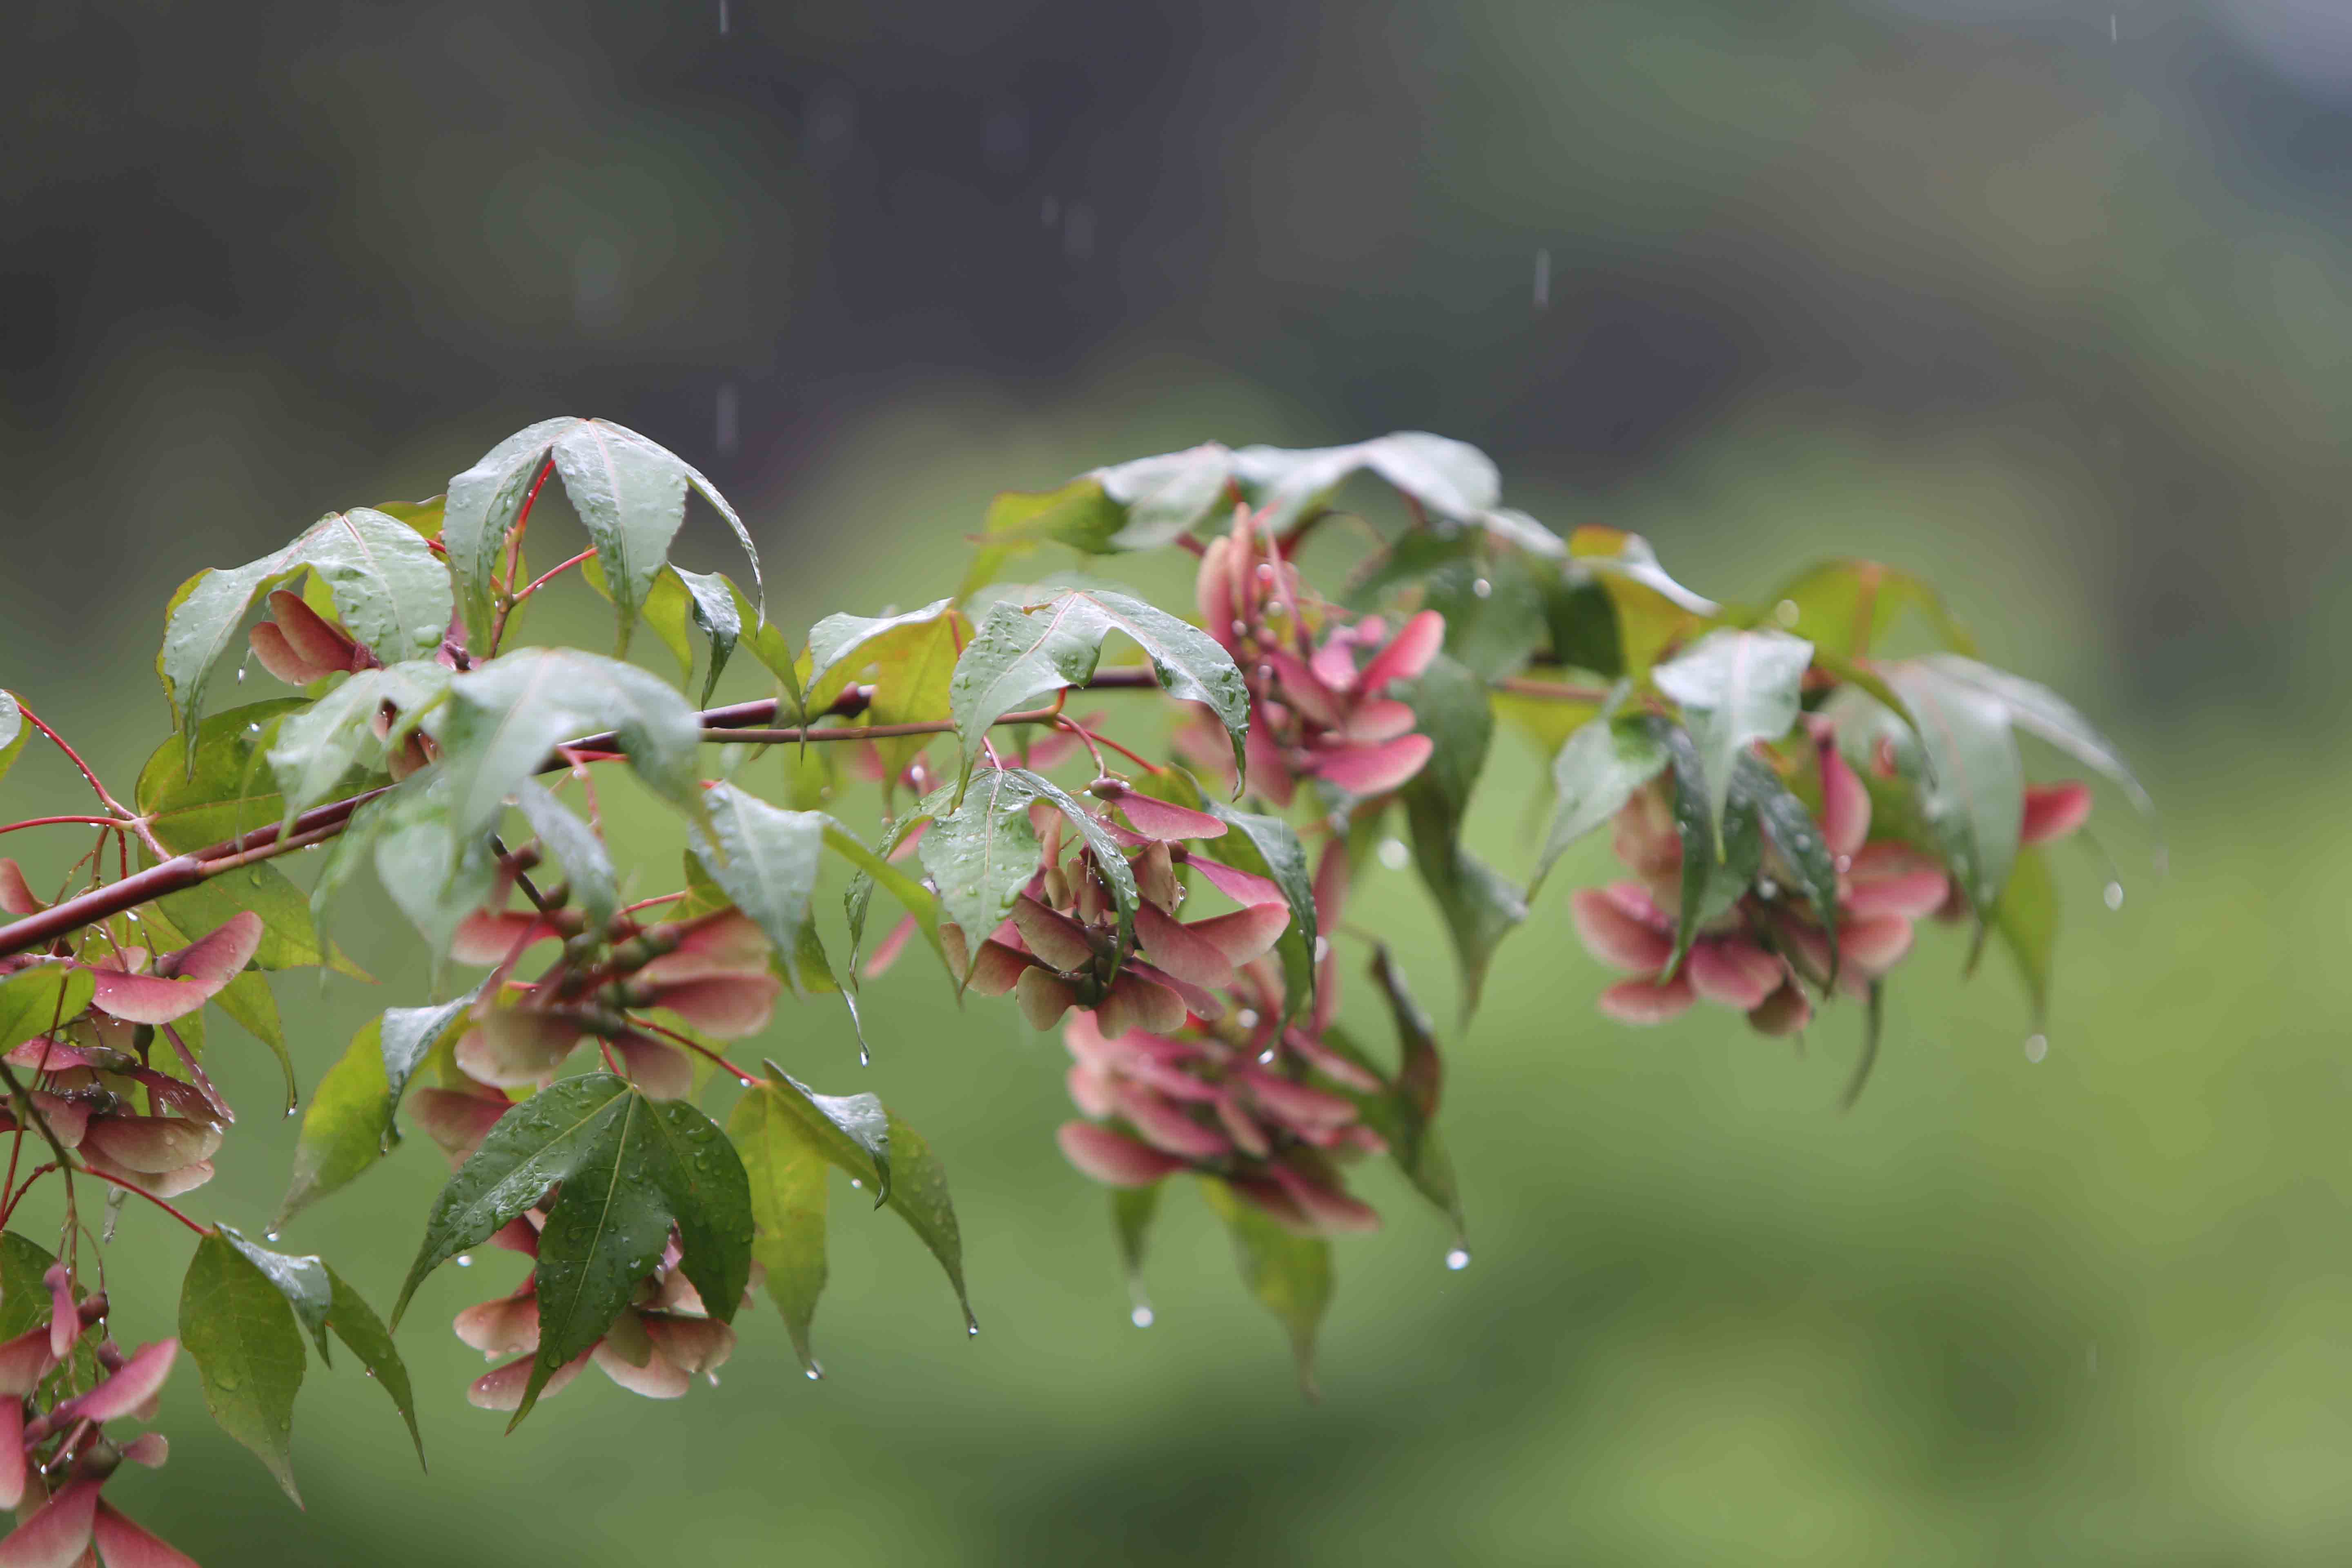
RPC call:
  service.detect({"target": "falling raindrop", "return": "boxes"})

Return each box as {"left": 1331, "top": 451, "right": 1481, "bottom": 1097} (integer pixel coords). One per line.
{"left": 1041, "top": 196, "right": 1060, "bottom": 228}
{"left": 1130, "top": 1306, "right": 1154, "bottom": 1328}
{"left": 2023, "top": 1034, "right": 2048, "bottom": 1064}
{"left": 2109, "top": 12, "right": 2116, "bottom": 42}
{"left": 715, "top": 383, "right": 739, "bottom": 456}
{"left": 1063, "top": 204, "right": 1096, "bottom": 263}
{"left": 2086, "top": 1343, "right": 2098, "bottom": 1374}
{"left": 1532, "top": 248, "right": 1550, "bottom": 310}
{"left": 718, "top": 0, "right": 729, "bottom": 32}
{"left": 1471, "top": 577, "right": 1493, "bottom": 599}
{"left": 1445, "top": 1248, "right": 1471, "bottom": 1272}
{"left": 454, "top": 1254, "right": 474, "bottom": 1268}
{"left": 2104, "top": 881, "right": 2124, "bottom": 911}
{"left": 1376, "top": 837, "right": 1410, "bottom": 872}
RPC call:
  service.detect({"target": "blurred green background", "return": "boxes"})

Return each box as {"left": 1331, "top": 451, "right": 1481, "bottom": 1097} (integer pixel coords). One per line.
{"left": 5, "top": 0, "right": 2348, "bottom": 1561}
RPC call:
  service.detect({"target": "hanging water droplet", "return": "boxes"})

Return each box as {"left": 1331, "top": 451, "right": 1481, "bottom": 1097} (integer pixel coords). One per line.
{"left": 235, "top": 668, "right": 247, "bottom": 684}
{"left": 1255, "top": 563, "right": 1276, "bottom": 584}
{"left": 1471, "top": 577, "right": 1493, "bottom": 599}
{"left": 967, "top": 1321, "right": 980, "bottom": 1337}
{"left": 1755, "top": 878, "right": 1780, "bottom": 900}
{"left": 858, "top": 1045, "right": 871, "bottom": 1068}
{"left": 124, "top": 912, "right": 139, "bottom": 924}
{"left": 2023, "top": 1034, "right": 2048, "bottom": 1064}
{"left": 454, "top": 1254, "right": 474, "bottom": 1268}
{"left": 264, "top": 1229, "right": 280, "bottom": 1243}
{"left": 805, "top": 1366, "right": 822, "bottom": 1381}
{"left": 706, "top": 1372, "right": 721, "bottom": 1387}
{"left": 1376, "top": 837, "right": 1410, "bottom": 872}
{"left": 1833, "top": 854, "right": 1853, "bottom": 874}
{"left": 2103, "top": 881, "right": 2124, "bottom": 911}
{"left": 1257, "top": 1047, "right": 1276, "bottom": 1065}
{"left": 1774, "top": 599, "right": 1801, "bottom": 628}
{"left": 246, "top": 724, "right": 261, "bottom": 735}
{"left": 1445, "top": 1248, "right": 1471, "bottom": 1272}
{"left": 1236, "top": 1009, "right": 1260, "bottom": 1031}
{"left": 1130, "top": 1305, "right": 1154, "bottom": 1328}
{"left": 848, "top": 1178, "right": 861, "bottom": 1190}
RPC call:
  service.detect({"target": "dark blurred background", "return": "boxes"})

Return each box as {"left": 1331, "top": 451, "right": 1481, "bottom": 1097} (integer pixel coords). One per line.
{"left": 6, "top": 0, "right": 2351, "bottom": 1562}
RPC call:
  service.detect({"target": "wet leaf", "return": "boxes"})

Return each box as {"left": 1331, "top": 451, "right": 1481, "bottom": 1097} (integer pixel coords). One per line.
{"left": 1990, "top": 843, "right": 2058, "bottom": 1027}
{"left": 675, "top": 568, "right": 743, "bottom": 708}
{"left": 514, "top": 781, "right": 617, "bottom": 933}
{"left": 1531, "top": 704, "right": 1668, "bottom": 895}
{"left": 0, "top": 691, "right": 26, "bottom": 789}
{"left": 1359, "top": 951, "right": 1465, "bottom": 1247}
{"left": 138, "top": 699, "right": 317, "bottom": 853}
{"left": 727, "top": 1082, "right": 831, "bottom": 1376}
{"left": 1769, "top": 560, "right": 1976, "bottom": 659}
{"left": 1198, "top": 1176, "right": 1332, "bottom": 1394}
{"left": 1566, "top": 527, "right": 1716, "bottom": 675}
{"left": 1911, "top": 654, "right": 2154, "bottom": 824}
{"left": 276, "top": 988, "right": 479, "bottom": 1227}
{"left": 1652, "top": 628, "right": 1813, "bottom": 845}
{"left": 1659, "top": 722, "right": 1764, "bottom": 971}
{"left": 749, "top": 1070, "right": 974, "bottom": 1334}
{"left": 1109, "top": 1184, "right": 1160, "bottom": 1313}
{"left": 266, "top": 662, "right": 449, "bottom": 829}
{"left": 1882, "top": 662, "right": 2024, "bottom": 915}
{"left": 949, "top": 590, "right": 1248, "bottom": 791}
{"left": 217, "top": 1227, "right": 334, "bottom": 1363}
{"left": 1737, "top": 754, "right": 1842, "bottom": 976}
{"left": 0, "top": 967, "right": 93, "bottom": 1055}
{"left": 299, "top": 508, "right": 454, "bottom": 666}
{"left": 922, "top": 769, "right": 1137, "bottom": 963}
{"left": 323, "top": 1265, "right": 423, "bottom": 1467}
{"left": 156, "top": 553, "right": 304, "bottom": 764}
{"left": 180, "top": 1232, "right": 307, "bottom": 1505}
{"left": 1398, "top": 655, "right": 1526, "bottom": 1015}
{"left": 0, "top": 1234, "right": 58, "bottom": 1340}
{"left": 1233, "top": 432, "right": 1499, "bottom": 531}
{"left": 443, "top": 417, "right": 573, "bottom": 650}
{"left": 688, "top": 783, "right": 826, "bottom": 976}
{"left": 433, "top": 648, "right": 703, "bottom": 842}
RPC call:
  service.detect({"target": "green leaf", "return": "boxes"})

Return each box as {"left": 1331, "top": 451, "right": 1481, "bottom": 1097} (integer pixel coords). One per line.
{"left": 1566, "top": 527, "right": 1717, "bottom": 675}
{"left": 1990, "top": 844, "right": 2058, "bottom": 1027}
{"left": 1842, "top": 980, "right": 1886, "bottom": 1111}
{"left": 1532, "top": 706, "right": 1669, "bottom": 895}
{"left": 299, "top": 508, "right": 455, "bottom": 666}
{"left": 728, "top": 1082, "right": 832, "bottom": 1376}
{"left": 180, "top": 1231, "right": 307, "bottom": 1504}
{"left": 1352, "top": 532, "right": 1548, "bottom": 681}
{"left": 372, "top": 496, "right": 445, "bottom": 540}
{"left": 1736, "top": 754, "right": 1841, "bottom": 978}
{"left": 948, "top": 590, "right": 1249, "bottom": 792}
{"left": 368, "top": 776, "right": 504, "bottom": 958}
{"left": 826, "top": 822, "right": 944, "bottom": 970}
{"left": 1769, "top": 560, "right": 1976, "bottom": 659}
{"left": 267, "top": 662, "right": 449, "bottom": 829}
{"left": 155, "top": 554, "right": 304, "bottom": 762}
{"left": 392, "top": 1074, "right": 635, "bottom": 1326}
{"left": 675, "top": 568, "right": 744, "bottom": 708}
{"left": 749, "top": 1070, "right": 974, "bottom": 1333}
{"left": 442, "top": 418, "right": 572, "bottom": 651}
{"left": 689, "top": 782, "right": 826, "bottom": 979}
{"left": 323, "top": 1265, "right": 424, "bottom": 1467}
{"left": 1659, "top": 722, "right": 1764, "bottom": 971}
{"left": 958, "top": 477, "right": 1126, "bottom": 600}
{"left": 1198, "top": 1176, "right": 1332, "bottom": 1394}
{"left": 1882, "top": 662, "right": 2024, "bottom": 915}
{"left": 1911, "top": 654, "right": 2154, "bottom": 823}
{"left": 1109, "top": 1184, "right": 1160, "bottom": 1319}
{"left": 548, "top": 421, "right": 694, "bottom": 657}
{"left": 433, "top": 648, "right": 704, "bottom": 842}
{"left": 0, "top": 691, "right": 27, "bottom": 790}
{"left": 1359, "top": 951, "right": 1464, "bottom": 1248}
{"left": 581, "top": 553, "right": 695, "bottom": 684}
{"left": 514, "top": 781, "right": 617, "bottom": 933}
{"left": 138, "top": 699, "right": 316, "bottom": 853}
{"left": 920, "top": 769, "right": 1138, "bottom": 964}
{"left": 1398, "top": 655, "right": 1526, "bottom": 1015}
{"left": 276, "top": 989, "right": 479, "bottom": 1227}
{"left": 804, "top": 599, "right": 957, "bottom": 716}
{"left": 0, "top": 967, "right": 94, "bottom": 1055}
{"left": 0, "top": 1233, "right": 58, "bottom": 1340}
{"left": 217, "top": 1226, "right": 334, "bottom": 1363}
{"left": 1652, "top": 628, "right": 1813, "bottom": 846}
{"left": 1233, "top": 432, "right": 1499, "bottom": 531}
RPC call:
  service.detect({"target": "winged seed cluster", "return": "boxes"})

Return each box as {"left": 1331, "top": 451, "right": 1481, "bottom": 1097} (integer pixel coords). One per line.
{"left": 0, "top": 419, "right": 2145, "bottom": 1561}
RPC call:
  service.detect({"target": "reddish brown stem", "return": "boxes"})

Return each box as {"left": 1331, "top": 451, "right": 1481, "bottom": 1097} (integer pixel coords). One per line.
{"left": 74, "top": 1167, "right": 211, "bottom": 1236}
{"left": 0, "top": 817, "right": 132, "bottom": 836}
{"left": 514, "top": 548, "right": 598, "bottom": 604}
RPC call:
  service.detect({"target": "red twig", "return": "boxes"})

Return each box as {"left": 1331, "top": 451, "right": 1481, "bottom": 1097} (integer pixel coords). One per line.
{"left": 630, "top": 1018, "right": 758, "bottom": 1086}
{"left": 0, "top": 817, "right": 131, "bottom": 837}
{"left": 513, "top": 548, "right": 597, "bottom": 604}
{"left": 73, "top": 1167, "right": 211, "bottom": 1236}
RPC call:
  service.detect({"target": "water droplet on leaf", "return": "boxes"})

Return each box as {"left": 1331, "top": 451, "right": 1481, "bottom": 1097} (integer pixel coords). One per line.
{"left": 1376, "top": 837, "right": 1409, "bottom": 872}
{"left": 2023, "top": 1034, "right": 2048, "bottom": 1064}
{"left": 1445, "top": 1248, "right": 1471, "bottom": 1272}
